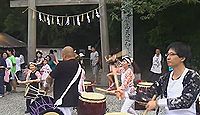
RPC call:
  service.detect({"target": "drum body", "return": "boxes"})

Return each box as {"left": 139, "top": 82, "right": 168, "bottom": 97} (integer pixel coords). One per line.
{"left": 24, "top": 85, "right": 45, "bottom": 99}
{"left": 84, "top": 81, "right": 94, "bottom": 92}
{"left": 29, "top": 96, "right": 64, "bottom": 115}
{"left": 78, "top": 92, "right": 106, "bottom": 115}
{"left": 135, "top": 82, "right": 153, "bottom": 110}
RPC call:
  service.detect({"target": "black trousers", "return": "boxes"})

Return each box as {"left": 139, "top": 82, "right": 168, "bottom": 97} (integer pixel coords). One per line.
{"left": 4, "top": 82, "right": 12, "bottom": 92}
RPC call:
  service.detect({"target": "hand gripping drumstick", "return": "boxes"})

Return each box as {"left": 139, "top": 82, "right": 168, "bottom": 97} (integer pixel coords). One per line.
{"left": 143, "top": 95, "right": 157, "bottom": 115}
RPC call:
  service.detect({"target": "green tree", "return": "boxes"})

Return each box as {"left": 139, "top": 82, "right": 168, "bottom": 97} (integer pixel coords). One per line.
{"left": 148, "top": 3, "right": 200, "bottom": 70}
{"left": 4, "top": 8, "right": 27, "bottom": 42}
{"left": 120, "top": 0, "right": 200, "bottom": 19}
{"left": 0, "top": 0, "right": 11, "bottom": 32}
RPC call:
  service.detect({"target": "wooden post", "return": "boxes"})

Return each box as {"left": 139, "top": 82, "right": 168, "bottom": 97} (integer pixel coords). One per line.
{"left": 99, "top": 0, "right": 110, "bottom": 86}
{"left": 27, "top": 0, "right": 36, "bottom": 62}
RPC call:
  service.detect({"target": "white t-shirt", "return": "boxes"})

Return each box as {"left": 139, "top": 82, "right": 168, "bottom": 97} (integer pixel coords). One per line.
{"left": 150, "top": 54, "right": 162, "bottom": 74}
{"left": 5, "top": 58, "right": 12, "bottom": 69}
{"left": 40, "top": 64, "right": 52, "bottom": 80}
{"left": 19, "top": 54, "right": 25, "bottom": 65}
{"left": 15, "top": 57, "right": 21, "bottom": 72}
{"left": 90, "top": 51, "right": 99, "bottom": 66}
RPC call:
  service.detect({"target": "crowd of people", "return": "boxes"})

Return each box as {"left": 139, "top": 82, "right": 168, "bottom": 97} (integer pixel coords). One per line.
{"left": 0, "top": 48, "right": 25, "bottom": 97}
{"left": 0, "top": 41, "right": 199, "bottom": 115}
{"left": 0, "top": 48, "right": 64, "bottom": 113}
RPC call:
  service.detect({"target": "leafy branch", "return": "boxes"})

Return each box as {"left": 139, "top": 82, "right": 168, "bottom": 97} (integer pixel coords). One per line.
{"left": 109, "top": 0, "right": 200, "bottom": 20}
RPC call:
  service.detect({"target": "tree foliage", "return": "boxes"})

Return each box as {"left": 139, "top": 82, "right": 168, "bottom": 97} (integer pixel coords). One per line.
{"left": 147, "top": 3, "right": 200, "bottom": 69}
{"left": 121, "top": 0, "right": 200, "bottom": 19}
{"left": 0, "top": 0, "right": 11, "bottom": 31}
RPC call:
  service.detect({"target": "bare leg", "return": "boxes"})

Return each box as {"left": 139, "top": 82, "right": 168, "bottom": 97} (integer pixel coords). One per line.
{"left": 107, "top": 73, "right": 114, "bottom": 87}
{"left": 11, "top": 79, "right": 17, "bottom": 92}
{"left": 107, "top": 73, "right": 115, "bottom": 90}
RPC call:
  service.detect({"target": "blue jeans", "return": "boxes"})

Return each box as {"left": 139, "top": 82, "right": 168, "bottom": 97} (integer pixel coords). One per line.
{"left": 0, "top": 75, "right": 4, "bottom": 95}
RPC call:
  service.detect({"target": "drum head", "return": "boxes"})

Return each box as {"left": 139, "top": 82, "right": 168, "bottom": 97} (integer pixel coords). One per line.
{"left": 137, "top": 82, "right": 153, "bottom": 87}
{"left": 105, "top": 112, "right": 130, "bottom": 115}
{"left": 40, "top": 108, "right": 64, "bottom": 115}
{"left": 81, "top": 92, "right": 105, "bottom": 100}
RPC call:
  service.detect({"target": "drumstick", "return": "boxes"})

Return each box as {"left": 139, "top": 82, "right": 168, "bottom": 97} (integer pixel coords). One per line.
{"left": 113, "top": 74, "right": 122, "bottom": 100}
{"left": 105, "top": 50, "right": 127, "bottom": 63}
{"left": 143, "top": 95, "right": 157, "bottom": 115}
{"left": 95, "top": 87, "right": 115, "bottom": 94}
{"left": 115, "top": 50, "right": 127, "bottom": 58}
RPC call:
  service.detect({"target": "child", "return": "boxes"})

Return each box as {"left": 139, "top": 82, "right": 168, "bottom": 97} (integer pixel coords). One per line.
{"left": 18, "top": 62, "right": 41, "bottom": 114}
{"left": 115, "top": 56, "right": 137, "bottom": 115}
{"left": 40, "top": 58, "right": 52, "bottom": 92}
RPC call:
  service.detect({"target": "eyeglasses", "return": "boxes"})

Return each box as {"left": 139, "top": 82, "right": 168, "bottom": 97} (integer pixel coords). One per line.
{"left": 165, "top": 52, "right": 177, "bottom": 57}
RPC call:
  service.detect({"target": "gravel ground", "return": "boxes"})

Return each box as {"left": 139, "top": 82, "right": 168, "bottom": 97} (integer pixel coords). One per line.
{"left": 0, "top": 86, "right": 164, "bottom": 115}
{"left": 0, "top": 87, "right": 26, "bottom": 115}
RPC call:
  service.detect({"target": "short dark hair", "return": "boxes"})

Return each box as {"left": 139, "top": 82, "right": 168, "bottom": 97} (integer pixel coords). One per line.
{"left": 28, "top": 62, "right": 37, "bottom": 69}
{"left": 49, "top": 49, "right": 54, "bottom": 54}
{"left": 45, "top": 55, "right": 51, "bottom": 61}
{"left": 6, "top": 48, "right": 14, "bottom": 55}
{"left": 167, "top": 42, "right": 192, "bottom": 62}
{"left": 36, "top": 51, "right": 43, "bottom": 55}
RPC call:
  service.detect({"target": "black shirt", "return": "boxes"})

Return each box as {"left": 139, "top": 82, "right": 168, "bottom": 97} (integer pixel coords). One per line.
{"left": 29, "top": 71, "right": 39, "bottom": 89}
{"left": 0, "top": 57, "right": 6, "bottom": 77}
{"left": 50, "top": 59, "right": 80, "bottom": 107}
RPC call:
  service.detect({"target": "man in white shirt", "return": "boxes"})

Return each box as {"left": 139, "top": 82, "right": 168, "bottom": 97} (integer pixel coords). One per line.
{"left": 90, "top": 46, "right": 99, "bottom": 84}
{"left": 150, "top": 48, "right": 162, "bottom": 82}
